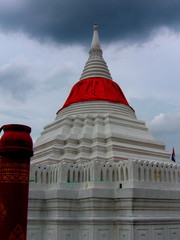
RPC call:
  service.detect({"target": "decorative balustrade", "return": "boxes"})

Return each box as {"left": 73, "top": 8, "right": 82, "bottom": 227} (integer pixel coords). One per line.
{"left": 30, "top": 159, "right": 180, "bottom": 187}
{"left": 134, "top": 160, "right": 180, "bottom": 183}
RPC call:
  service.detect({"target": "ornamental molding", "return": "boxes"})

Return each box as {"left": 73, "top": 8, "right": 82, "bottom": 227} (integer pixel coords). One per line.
{"left": 0, "top": 163, "right": 29, "bottom": 184}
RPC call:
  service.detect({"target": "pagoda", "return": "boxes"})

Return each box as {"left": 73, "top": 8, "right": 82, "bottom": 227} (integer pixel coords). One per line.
{"left": 31, "top": 25, "right": 169, "bottom": 166}
{"left": 28, "top": 25, "right": 180, "bottom": 240}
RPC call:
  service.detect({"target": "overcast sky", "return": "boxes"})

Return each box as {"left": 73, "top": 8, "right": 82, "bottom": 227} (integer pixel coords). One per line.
{"left": 0, "top": 0, "right": 180, "bottom": 159}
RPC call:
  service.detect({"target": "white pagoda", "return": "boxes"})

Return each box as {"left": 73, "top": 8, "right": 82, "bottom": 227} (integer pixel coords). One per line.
{"left": 28, "top": 25, "right": 180, "bottom": 240}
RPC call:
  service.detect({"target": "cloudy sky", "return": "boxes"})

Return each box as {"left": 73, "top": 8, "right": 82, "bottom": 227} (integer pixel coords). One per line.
{"left": 0, "top": 0, "right": 180, "bottom": 159}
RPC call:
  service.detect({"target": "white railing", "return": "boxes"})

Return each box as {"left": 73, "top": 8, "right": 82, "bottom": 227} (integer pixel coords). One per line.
{"left": 30, "top": 159, "right": 180, "bottom": 186}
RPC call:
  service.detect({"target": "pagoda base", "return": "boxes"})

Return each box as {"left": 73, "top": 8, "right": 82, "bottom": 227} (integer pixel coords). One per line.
{"left": 28, "top": 159, "right": 180, "bottom": 240}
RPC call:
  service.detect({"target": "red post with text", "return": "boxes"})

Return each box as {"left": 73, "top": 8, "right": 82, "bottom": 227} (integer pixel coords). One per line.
{"left": 0, "top": 124, "right": 33, "bottom": 240}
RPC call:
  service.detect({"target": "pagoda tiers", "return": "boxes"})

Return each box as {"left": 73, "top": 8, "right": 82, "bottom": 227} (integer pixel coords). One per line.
{"left": 28, "top": 26, "right": 180, "bottom": 240}
{"left": 31, "top": 24, "right": 169, "bottom": 166}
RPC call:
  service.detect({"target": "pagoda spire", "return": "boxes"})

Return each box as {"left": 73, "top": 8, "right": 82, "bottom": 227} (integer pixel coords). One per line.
{"left": 57, "top": 24, "right": 131, "bottom": 113}
{"left": 80, "top": 24, "right": 112, "bottom": 80}
{"left": 91, "top": 24, "right": 101, "bottom": 49}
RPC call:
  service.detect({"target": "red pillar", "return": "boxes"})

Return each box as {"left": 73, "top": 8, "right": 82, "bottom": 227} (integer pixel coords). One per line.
{"left": 0, "top": 124, "right": 33, "bottom": 240}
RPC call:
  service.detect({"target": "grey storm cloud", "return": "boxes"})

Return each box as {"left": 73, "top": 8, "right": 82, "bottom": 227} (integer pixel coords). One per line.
{"left": 0, "top": 0, "right": 180, "bottom": 44}
{"left": 0, "top": 60, "right": 34, "bottom": 100}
